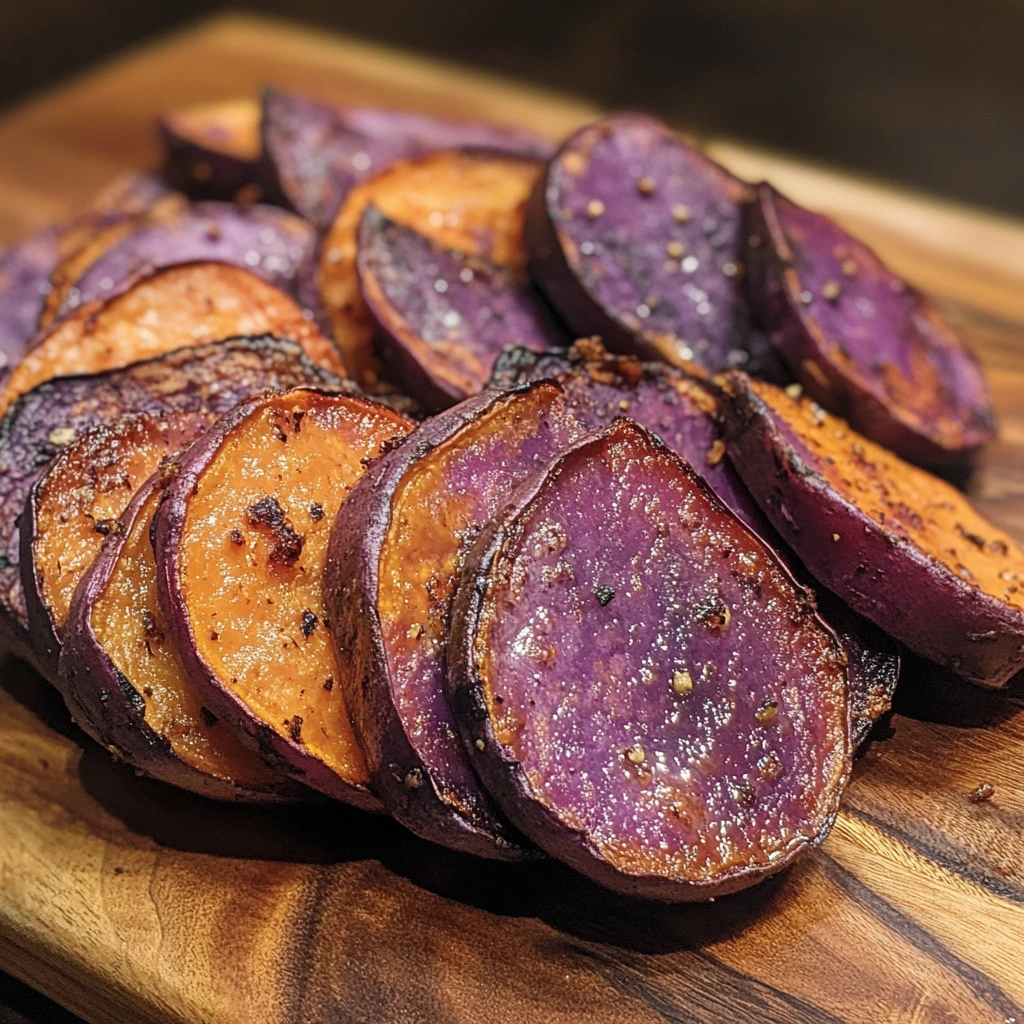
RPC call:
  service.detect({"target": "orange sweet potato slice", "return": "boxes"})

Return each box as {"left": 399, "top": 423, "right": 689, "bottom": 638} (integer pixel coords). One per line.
{"left": 0, "top": 262, "right": 345, "bottom": 420}
{"left": 316, "top": 149, "right": 540, "bottom": 386}
{"left": 61, "top": 470, "right": 307, "bottom": 802}
{"left": 154, "top": 388, "right": 414, "bottom": 806}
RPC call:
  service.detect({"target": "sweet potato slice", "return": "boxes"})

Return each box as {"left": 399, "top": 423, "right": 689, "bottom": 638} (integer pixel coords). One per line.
{"left": 0, "top": 336, "right": 343, "bottom": 663}
{"left": 744, "top": 183, "right": 995, "bottom": 467}
{"left": 22, "top": 410, "right": 214, "bottom": 679}
{"left": 259, "top": 87, "right": 551, "bottom": 226}
{"left": 448, "top": 419, "right": 850, "bottom": 900}
{"left": 325, "top": 382, "right": 588, "bottom": 855}
{"left": 316, "top": 149, "right": 540, "bottom": 387}
{"left": 489, "top": 339, "right": 899, "bottom": 742}
{"left": 159, "top": 98, "right": 264, "bottom": 203}
{"left": 44, "top": 200, "right": 313, "bottom": 326}
{"left": 155, "top": 389, "right": 413, "bottom": 808}
{"left": 60, "top": 470, "right": 308, "bottom": 802}
{"left": 358, "top": 207, "right": 566, "bottom": 410}
{"left": 720, "top": 374, "right": 1024, "bottom": 686}
{"left": 525, "top": 113, "right": 779, "bottom": 377}
{"left": 0, "top": 262, "right": 344, "bottom": 421}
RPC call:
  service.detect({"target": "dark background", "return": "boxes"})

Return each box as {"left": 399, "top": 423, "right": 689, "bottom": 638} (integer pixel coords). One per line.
{"left": 0, "top": 1, "right": 1022, "bottom": 214}
{"left": 0, "top": 2, "right": 1020, "bottom": 1020}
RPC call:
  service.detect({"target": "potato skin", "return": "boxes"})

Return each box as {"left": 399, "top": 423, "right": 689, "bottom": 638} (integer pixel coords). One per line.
{"left": 153, "top": 388, "right": 408, "bottom": 812}
{"left": 0, "top": 336, "right": 343, "bottom": 664}
{"left": 720, "top": 372, "right": 1024, "bottom": 686}
{"left": 744, "top": 184, "right": 995, "bottom": 469}
{"left": 0, "top": 225, "right": 64, "bottom": 374}
{"left": 60, "top": 470, "right": 310, "bottom": 803}
{"left": 448, "top": 419, "right": 850, "bottom": 900}
{"left": 324, "top": 384, "right": 587, "bottom": 857}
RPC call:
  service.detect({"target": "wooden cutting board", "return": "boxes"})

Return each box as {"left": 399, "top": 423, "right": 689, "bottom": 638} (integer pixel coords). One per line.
{"left": 1, "top": 15, "right": 1022, "bottom": 1024}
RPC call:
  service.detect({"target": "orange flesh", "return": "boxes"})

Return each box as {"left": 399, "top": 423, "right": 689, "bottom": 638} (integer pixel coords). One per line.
{"left": 318, "top": 150, "right": 540, "bottom": 385}
{"left": 39, "top": 193, "right": 189, "bottom": 329}
{"left": 2, "top": 262, "right": 345, "bottom": 419}
{"left": 163, "top": 99, "right": 261, "bottom": 161}
{"left": 177, "top": 391, "right": 413, "bottom": 788}
{"left": 91, "top": 484, "right": 282, "bottom": 786}
{"left": 752, "top": 378, "right": 1024, "bottom": 609}
{"left": 33, "top": 414, "right": 207, "bottom": 635}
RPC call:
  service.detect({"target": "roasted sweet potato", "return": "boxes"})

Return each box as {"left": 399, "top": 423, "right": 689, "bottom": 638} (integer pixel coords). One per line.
{"left": 60, "top": 469, "right": 309, "bottom": 802}
{"left": 448, "top": 419, "right": 850, "bottom": 900}
{"left": 317, "top": 150, "right": 540, "bottom": 387}
{"left": 0, "top": 262, "right": 344, "bottom": 420}
{"left": 0, "top": 336, "right": 343, "bottom": 662}
{"left": 525, "top": 113, "right": 779, "bottom": 377}
{"left": 744, "top": 183, "right": 996, "bottom": 467}
{"left": 154, "top": 389, "right": 413, "bottom": 808}
{"left": 159, "top": 98, "right": 264, "bottom": 202}
{"left": 22, "top": 410, "right": 213, "bottom": 679}
{"left": 260, "top": 87, "right": 551, "bottom": 227}
{"left": 358, "top": 207, "right": 566, "bottom": 410}
{"left": 44, "top": 200, "right": 313, "bottom": 326}
{"left": 720, "top": 374, "right": 1024, "bottom": 686}
{"left": 489, "top": 339, "right": 899, "bottom": 742}
{"left": 324, "top": 382, "right": 588, "bottom": 855}
{"left": 0, "top": 225, "right": 62, "bottom": 375}
{"left": 88, "top": 172, "right": 174, "bottom": 217}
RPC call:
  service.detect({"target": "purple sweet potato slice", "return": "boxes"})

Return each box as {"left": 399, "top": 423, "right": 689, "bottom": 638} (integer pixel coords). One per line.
{"left": 48, "top": 201, "right": 313, "bottom": 324}
{"left": 155, "top": 389, "right": 413, "bottom": 808}
{"left": 357, "top": 207, "right": 566, "bottom": 410}
{"left": 60, "top": 469, "right": 309, "bottom": 802}
{"left": 324, "top": 382, "right": 588, "bottom": 856}
{"left": 259, "top": 87, "right": 551, "bottom": 226}
{"left": 317, "top": 149, "right": 541, "bottom": 387}
{"left": 489, "top": 339, "right": 899, "bottom": 743}
{"left": 0, "top": 336, "right": 343, "bottom": 662}
{"left": 744, "top": 183, "right": 995, "bottom": 467}
{"left": 526, "top": 113, "right": 779, "bottom": 377}
{"left": 88, "top": 172, "right": 175, "bottom": 218}
{"left": 0, "top": 225, "right": 63, "bottom": 376}
{"left": 0, "top": 262, "right": 345, "bottom": 421}
{"left": 159, "top": 98, "right": 264, "bottom": 203}
{"left": 448, "top": 418, "right": 851, "bottom": 900}
{"left": 720, "top": 374, "right": 1024, "bottom": 686}
{"left": 22, "top": 410, "right": 214, "bottom": 680}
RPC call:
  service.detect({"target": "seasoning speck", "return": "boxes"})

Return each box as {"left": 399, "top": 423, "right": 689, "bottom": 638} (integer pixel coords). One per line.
{"left": 323, "top": 677, "right": 334, "bottom": 692}
{"left": 594, "top": 585, "right": 615, "bottom": 606}
{"left": 475, "top": 739, "right": 486, "bottom": 751}
{"left": 822, "top": 280, "right": 842, "bottom": 302}
{"left": 585, "top": 199, "right": 605, "bottom": 219}
{"left": 832, "top": 533, "right": 841, "bottom": 543}
{"left": 706, "top": 439, "right": 726, "bottom": 467}
{"left": 636, "top": 176, "right": 656, "bottom": 195}
{"left": 841, "top": 259, "right": 858, "bottom": 277}
{"left": 408, "top": 622, "right": 423, "bottom": 639}
{"left": 785, "top": 383, "right": 803, "bottom": 399}
{"left": 969, "top": 782, "right": 995, "bottom": 803}
{"left": 666, "top": 240, "right": 686, "bottom": 259}
{"left": 626, "top": 744, "right": 646, "bottom": 765}
{"left": 230, "top": 529, "right": 245, "bottom": 546}
{"left": 755, "top": 700, "right": 779, "bottom": 724}
{"left": 672, "top": 669, "right": 694, "bottom": 695}
{"left": 48, "top": 427, "right": 76, "bottom": 447}
{"left": 301, "top": 610, "right": 318, "bottom": 637}
{"left": 671, "top": 203, "right": 691, "bottom": 223}
{"left": 404, "top": 769, "right": 423, "bottom": 789}
{"left": 310, "top": 502, "right": 325, "bottom": 522}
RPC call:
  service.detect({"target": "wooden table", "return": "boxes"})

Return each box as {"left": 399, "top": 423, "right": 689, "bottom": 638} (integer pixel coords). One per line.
{"left": 1, "top": 14, "right": 1023, "bottom": 1024}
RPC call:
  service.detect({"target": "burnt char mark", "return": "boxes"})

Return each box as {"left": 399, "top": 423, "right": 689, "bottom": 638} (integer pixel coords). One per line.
{"left": 113, "top": 667, "right": 145, "bottom": 713}
{"left": 819, "top": 853, "right": 1023, "bottom": 1020}
{"left": 247, "top": 495, "right": 304, "bottom": 568}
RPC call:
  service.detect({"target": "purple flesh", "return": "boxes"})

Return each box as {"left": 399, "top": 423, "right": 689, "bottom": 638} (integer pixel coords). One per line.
{"left": 744, "top": 183, "right": 995, "bottom": 467}
{"left": 260, "top": 88, "right": 552, "bottom": 227}
{"left": 358, "top": 207, "right": 567, "bottom": 410}
{"left": 448, "top": 419, "right": 850, "bottom": 900}
{"left": 0, "top": 336, "right": 342, "bottom": 662}
{"left": 324, "top": 383, "right": 589, "bottom": 857}
{"left": 54, "top": 202, "right": 313, "bottom": 321}
{"left": 526, "top": 113, "right": 780, "bottom": 377}
{"left": 488, "top": 341, "right": 899, "bottom": 742}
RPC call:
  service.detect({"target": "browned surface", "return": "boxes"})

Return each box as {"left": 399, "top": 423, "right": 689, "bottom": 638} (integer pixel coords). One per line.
{"left": 0, "top": 14, "right": 1023, "bottom": 1024}
{"left": 319, "top": 150, "right": 539, "bottom": 383}
{"left": 91, "top": 481, "right": 285, "bottom": 789}
{"left": 1, "top": 263, "right": 343, "bottom": 419}
{"left": 750, "top": 378, "right": 1024, "bottom": 612}
{"left": 179, "top": 391, "right": 412, "bottom": 794}
{"left": 161, "top": 98, "right": 261, "bottom": 162}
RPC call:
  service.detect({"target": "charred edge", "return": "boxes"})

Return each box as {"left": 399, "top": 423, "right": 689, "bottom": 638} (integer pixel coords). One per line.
{"left": 255, "top": 724, "right": 303, "bottom": 774}
{"left": 113, "top": 666, "right": 146, "bottom": 715}
{"left": 819, "top": 853, "right": 1023, "bottom": 1019}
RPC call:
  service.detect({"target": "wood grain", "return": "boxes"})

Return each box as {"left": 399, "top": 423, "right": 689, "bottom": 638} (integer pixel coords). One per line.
{"left": 1, "top": 14, "right": 1023, "bottom": 1024}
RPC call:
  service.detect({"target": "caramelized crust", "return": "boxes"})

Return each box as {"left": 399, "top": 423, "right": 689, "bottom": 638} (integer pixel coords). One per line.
{"left": 162, "top": 99, "right": 261, "bottom": 162}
